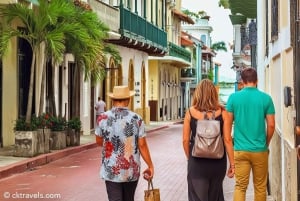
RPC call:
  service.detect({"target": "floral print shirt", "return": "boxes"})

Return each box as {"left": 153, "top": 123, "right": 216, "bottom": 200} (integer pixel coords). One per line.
{"left": 95, "top": 107, "right": 146, "bottom": 182}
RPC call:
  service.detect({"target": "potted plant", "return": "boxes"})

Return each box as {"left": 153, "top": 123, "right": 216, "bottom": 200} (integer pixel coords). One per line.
{"left": 67, "top": 117, "right": 82, "bottom": 146}
{"left": 14, "top": 117, "right": 39, "bottom": 157}
{"left": 49, "top": 116, "right": 67, "bottom": 150}
{"left": 36, "top": 113, "right": 52, "bottom": 154}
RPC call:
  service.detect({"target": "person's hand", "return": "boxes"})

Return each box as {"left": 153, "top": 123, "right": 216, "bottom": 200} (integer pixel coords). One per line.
{"left": 227, "top": 165, "right": 235, "bottom": 178}
{"left": 143, "top": 167, "right": 154, "bottom": 181}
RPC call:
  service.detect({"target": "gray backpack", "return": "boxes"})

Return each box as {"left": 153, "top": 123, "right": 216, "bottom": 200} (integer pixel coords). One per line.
{"left": 191, "top": 111, "right": 224, "bottom": 159}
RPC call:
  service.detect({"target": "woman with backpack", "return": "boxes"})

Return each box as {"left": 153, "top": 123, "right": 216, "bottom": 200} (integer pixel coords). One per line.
{"left": 182, "top": 79, "right": 234, "bottom": 201}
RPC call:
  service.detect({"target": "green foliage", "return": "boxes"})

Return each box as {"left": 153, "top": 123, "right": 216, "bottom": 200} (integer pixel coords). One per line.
{"left": 67, "top": 117, "right": 82, "bottom": 132}
{"left": 211, "top": 41, "right": 227, "bottom": 52}
{"left": 208, "top": 68, "right": 214, "bottom": 81}
{"left": 182, "top": 9, "right": 208, "bottom": 19}
{"left": 218, "top": 0, "right": 230, "bottom": 8}
{"left": 0, "top": 0, "right": 122, "bottom": 123}
{"left": 14, "top": 116, "right": 38, "bottom": 131}
{"left": 49, "top": 116, "right": 67, "bottom": 131}
{"left": 35, "top": 113, "right": 52, "bottom": 129}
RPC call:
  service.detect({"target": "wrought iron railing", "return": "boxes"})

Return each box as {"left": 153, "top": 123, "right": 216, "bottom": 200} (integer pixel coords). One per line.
{"left": 169, "top": 42, "right": 191, "bottom": 63}
{"left": 119, "top": 5, "right": 167, "bottom": 49}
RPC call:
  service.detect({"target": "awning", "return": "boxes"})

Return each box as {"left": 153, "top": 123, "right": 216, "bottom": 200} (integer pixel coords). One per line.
{"left": 181, "top": 32, "right": 194, "bottom": 46}
{"left": 229, "top": 0, "right": 256, "bottom": 18}
{"left": 181, "top": 36, "right": 194, "bottom": 46}
{"left": 172, "top": 9, "right": 194, "bottom": 24}
{"left": 149, "top": 55, "right": 190, "bottom": 68}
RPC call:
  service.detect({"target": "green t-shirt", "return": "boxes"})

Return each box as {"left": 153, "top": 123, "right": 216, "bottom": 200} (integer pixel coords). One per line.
{"left": 226, "top": 87, "right": 275, "bottom": 152}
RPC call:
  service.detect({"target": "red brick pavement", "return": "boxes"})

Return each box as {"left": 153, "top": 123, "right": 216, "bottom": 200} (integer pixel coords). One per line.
{"left": 0, "top": 121, "right": 269, "bottom": 201}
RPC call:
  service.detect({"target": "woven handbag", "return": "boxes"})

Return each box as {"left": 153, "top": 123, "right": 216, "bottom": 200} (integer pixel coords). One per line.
{"left": 144, "top": 180, "right": 160, "bottom": 201}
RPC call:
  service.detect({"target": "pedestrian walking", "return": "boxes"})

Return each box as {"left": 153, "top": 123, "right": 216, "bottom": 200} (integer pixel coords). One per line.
{"left": 182, "top": 79, "right": 229, "bottom": 201}
{"left": 224, "top": 67, "right": 275, "bottom": 201}
{"left": 95, "top": 85, "right": 154, "bottom": 201}
{"left": 95, "top": 96, "right": 106, "bottom": 122}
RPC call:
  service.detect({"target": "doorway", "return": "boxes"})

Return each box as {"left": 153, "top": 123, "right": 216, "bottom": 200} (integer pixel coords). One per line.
{"left": 17, "top": 37, "right": 33, "bottom": 117}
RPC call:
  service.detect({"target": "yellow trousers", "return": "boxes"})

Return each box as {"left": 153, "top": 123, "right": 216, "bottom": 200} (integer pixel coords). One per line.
{"left": 233, "top": 151, "right": 269, "bottom": 201}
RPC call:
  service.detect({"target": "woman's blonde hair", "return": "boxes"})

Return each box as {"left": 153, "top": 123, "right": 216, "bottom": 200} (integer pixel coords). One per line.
{"left": 192, "top": 79, "right": 220, "bottom": 111}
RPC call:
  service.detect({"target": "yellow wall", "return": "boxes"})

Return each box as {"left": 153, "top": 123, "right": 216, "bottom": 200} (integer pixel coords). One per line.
{"left": 2, "top": 36, "right": 18, "bottom": 146}
{"left": 148, "top": 60, "right": 159, "bottom": 100}
{"left": 280, "top": 0, "right": 288, "bottom": 27}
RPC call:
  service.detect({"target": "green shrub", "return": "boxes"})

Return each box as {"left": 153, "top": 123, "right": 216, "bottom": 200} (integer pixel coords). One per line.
{"left": 49, "top": 116, "right": 67, "bottom": 131}
{"left": 67, "top": 117, "right": 82, "bottom": 132}
{"left": 14, "top": 116, "right": 38, "bottom": 131}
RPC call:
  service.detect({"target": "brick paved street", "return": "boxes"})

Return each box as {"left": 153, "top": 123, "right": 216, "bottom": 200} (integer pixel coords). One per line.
{"left": 0, "top": 122, "right": 274, "bottom": 201}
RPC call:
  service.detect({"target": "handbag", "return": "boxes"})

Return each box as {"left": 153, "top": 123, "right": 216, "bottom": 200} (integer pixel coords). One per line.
{"left": 144, "top": 179, "right": 160, "bottom": 201}
{"left": 191, "top": 111, "right": 224, "bottom": 159}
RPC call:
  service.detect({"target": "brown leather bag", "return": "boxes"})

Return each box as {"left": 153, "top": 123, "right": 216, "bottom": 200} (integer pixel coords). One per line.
{"left": 191, "top": 111, "right": 224, "bottom": 159}
{"left": 144, "top": 180, "right": 160, "bottom": 201}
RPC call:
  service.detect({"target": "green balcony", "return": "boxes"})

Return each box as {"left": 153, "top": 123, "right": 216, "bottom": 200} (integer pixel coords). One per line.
{"left": 169, "top": 42, "right": 191, "bottom": 63}
{"left": 119, "top": 5, "right": 167, "bottom": 53}
{"left": 180, "top": 68, "right": 196, "bottom": 82}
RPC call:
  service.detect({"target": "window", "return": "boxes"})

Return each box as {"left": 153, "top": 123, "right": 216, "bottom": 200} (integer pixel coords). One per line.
{"left": 271, "top": 0, "right": 279, "bottom": 41}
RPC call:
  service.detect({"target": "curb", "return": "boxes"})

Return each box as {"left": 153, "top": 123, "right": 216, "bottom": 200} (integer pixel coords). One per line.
{"left": 0, "top": 121, "right": 182, "bottom": 180}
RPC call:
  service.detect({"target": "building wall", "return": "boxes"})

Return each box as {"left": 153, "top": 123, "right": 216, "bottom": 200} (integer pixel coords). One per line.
{"left": 2, "top": 35, "right": 18, "bottom": 146}
{"left": 148, "top": 60, "right": 159, "bottom": 101}
{"left": 262, "top": 0, "right": 297, "bottom": 199}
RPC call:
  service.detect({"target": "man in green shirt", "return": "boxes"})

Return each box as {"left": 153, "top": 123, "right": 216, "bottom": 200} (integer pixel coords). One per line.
{"left": 224, "top": 67, "right": 275, "bottom": 201}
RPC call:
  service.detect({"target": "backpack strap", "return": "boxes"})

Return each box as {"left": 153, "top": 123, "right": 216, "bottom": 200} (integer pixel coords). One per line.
{"left": 202, "top": 111, "right": 208, "bottom": 120}
{"left": 203, "top": 110, "right": 215, "bottom": 120}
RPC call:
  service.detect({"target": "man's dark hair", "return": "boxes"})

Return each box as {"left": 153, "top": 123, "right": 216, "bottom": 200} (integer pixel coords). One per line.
{"left": 241, "top": 67, "right": 257, "bottom": 84}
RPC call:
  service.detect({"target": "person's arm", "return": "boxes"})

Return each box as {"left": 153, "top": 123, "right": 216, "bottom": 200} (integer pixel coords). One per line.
{"left": 223, "top": 111, "right": 235, "bottom": 178}
{"left": 182, "top": 110, "right": 191, "bottom": 159}
{"left": 138, "top": 137, "right": 154, "bottom": 180}
{"left": 266, "top": 114, "right": 275, "bottom": 146}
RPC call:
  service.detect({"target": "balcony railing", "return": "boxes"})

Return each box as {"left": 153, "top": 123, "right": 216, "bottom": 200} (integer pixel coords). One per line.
{"left": 180, "top": 68, "right": 196, "bottom": 82}
{"left": 119, "top": 5, "right": 167, "bottom": 49}
{"left": 168, "top": 42, "right": 191, "bottom": 63}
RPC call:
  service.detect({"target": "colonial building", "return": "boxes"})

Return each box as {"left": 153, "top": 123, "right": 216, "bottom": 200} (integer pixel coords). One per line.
{"left": 222, "top": 0, "right": 299, "bottom": 200}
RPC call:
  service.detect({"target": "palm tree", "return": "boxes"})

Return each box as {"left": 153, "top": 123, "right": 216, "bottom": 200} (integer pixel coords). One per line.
{"left": 211, "top": 41, "right": 228, "bottom": 52}
{"left": 0, "top": 0, "right": 120, "bottom": 124}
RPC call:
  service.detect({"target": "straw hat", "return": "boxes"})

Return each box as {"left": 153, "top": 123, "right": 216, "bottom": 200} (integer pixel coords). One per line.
{"left": 108, "top": 86, "right": 135, "bottom": 99}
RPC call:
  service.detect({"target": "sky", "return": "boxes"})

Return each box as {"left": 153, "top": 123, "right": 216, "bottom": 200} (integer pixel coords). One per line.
{"left": 182, "top": 0, "right": 236, "bottom": 81}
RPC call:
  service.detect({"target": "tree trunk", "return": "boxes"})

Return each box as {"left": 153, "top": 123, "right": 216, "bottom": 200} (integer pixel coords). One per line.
{"left": 73, "top": 61, "right": 80, "bottom": 117}
{"left": 50, "top": 62, "right": 57, "bottom": 117}
{"left": 25, "top": 49, "right": 36, "bottom": 124}
{"left": 38, "top": 46, "right": 47, "bottom": 116}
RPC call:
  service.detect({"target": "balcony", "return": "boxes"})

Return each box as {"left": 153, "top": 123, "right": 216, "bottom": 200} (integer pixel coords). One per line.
{"left": 90, "top": 1, "right": 167, "bottom": 56}
{"left": 169, "top": 42, "right": 191, "bottom": 63}
{"left": 90, "top": 0, "right": 120, "bottom": 32}
{"left": 180, "top": 68, "right": 196, "bottom": 82}
{"left": 119, "top": 5, "right": 167, "bottom": 54}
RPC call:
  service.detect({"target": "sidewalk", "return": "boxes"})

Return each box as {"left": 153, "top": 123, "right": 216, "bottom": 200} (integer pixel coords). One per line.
{"left": 0, "top": 120, "right": 273, "bottom": 201}
{"left": 0, "top": 120, "right": 180, "bottom": 180}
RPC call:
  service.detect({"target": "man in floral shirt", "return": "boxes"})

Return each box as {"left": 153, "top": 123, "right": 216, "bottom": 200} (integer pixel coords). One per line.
{"left": 95, "top": 85, "right": 154, "bottom": 201}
